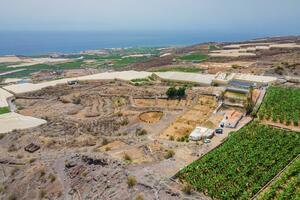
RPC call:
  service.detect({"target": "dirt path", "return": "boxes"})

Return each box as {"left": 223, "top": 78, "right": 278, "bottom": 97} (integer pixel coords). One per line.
{"left": 261, "top": 120, "right": 300, "bottom": 132}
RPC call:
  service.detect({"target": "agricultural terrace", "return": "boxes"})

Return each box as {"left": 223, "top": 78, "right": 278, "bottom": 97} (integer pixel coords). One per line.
{"left": 160, "top": 95, "right": 217, "bottom": 140}
{"left": 179, "top": 53, "right": 208, "bottom": 61}
{"left": 0, "top": 107, "right": 10, "bottom": 114}
{"left": 0, "top": 61, "right": 84, "bottom": 78}
{"left": 258, "top": 156, "right": 300, "bottom": 200}
{"left": 177, "top": 121, "right": 300, "bottom": 200}
{"left": 258, "top": 86, "right": 300, "bottom": 126}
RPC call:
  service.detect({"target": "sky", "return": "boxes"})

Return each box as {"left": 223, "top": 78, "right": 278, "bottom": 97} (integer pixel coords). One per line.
{"left": 0, "top": 0, "right": 299, "bottom": 35}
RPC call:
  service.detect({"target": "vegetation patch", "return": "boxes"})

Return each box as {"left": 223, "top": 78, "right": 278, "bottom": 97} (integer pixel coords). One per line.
{"left": 113, "top": 56, "right": 150, "bottom": 68}
{"left": 0, "top": 61, "right": 84, "bottom": 78}
{"left": 177, "top": 121, "right": 300, "bottom": 200}
{"left": 179, "top": 53, "right": 208, "bottom": 61}
{"left": 258, "top": 156, "right": 300, "bottom": 200}
{"left": 0, "top": 107, "right": 10, "bottom": 114}
{"left": 166, "top": 87, "right": 186, "bottom": 99}
{"left": 258, "top": 86, "right": 300, "bottom": 126}
{"left": 209, "top": 45, "right": 219, "bottom": 51}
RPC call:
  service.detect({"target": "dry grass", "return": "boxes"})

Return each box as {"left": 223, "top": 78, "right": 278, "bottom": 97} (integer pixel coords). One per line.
{"left": 161, "top": 95, "right": 217, "bottom": 139}
{"left": 139, "top": 111, "right": 163, "bottom": 123}
{"left": 127, "top": 176, "right": 137, "bottom": 187}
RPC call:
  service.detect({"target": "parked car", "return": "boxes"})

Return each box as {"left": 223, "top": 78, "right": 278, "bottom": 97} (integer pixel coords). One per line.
{"left": 215, "top": 128, "right": 223, "bottom": 134}
{"left": 68, "top": 80, "right": 78, "bottom": 85}
{"left": 204, "top": 138, "right": 211, "bottom": 144}
{"left": 220, "top": 122, "right": 225, "bottom": 128}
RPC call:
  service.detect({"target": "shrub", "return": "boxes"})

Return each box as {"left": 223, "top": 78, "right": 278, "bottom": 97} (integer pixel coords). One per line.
{"left": 81, "top": 171, "right": 88, "bottom": 177}
{"left": 105, "top": 147, "right": 111, "bottom": 151}
{"left": 166, "top": 87, "right": 186, "bottom": 99}
{"left": 136, "top": 128, "right": 147, "bottom": 136}
{"left": 169, "top": 136, "right": 174, "bottom": 141}
{"left": 8, "top": 144, "right": 17, "bottom": 152}
{"left": 8, "top": 194, "right": 17, "bottom": 200}
{"left": 73, "top": 97, "right": 81, "bottom": 104}
{"left": 10, "top": 167, "right": 19, "bottom": 176}
{"left": 40, "top": 169, "right": 45, "bottom": 177}
{"left": 182, "top": 183, "right": 193, "bottom": 195}
{"left": 127, "top": 176, "right": 137, "bottom": 187}
{"left": 102, "top": 138, "right": 109, "bottom": 146}
{"left": 177, "top": 87, "right": 186, "bottom": 98}
{"left": 120, "top": 118, "right": 129, "bottom": 126}
{"left": 0, "top": 133, "right": 6, "bottom": 140}
{"left": 164, "top": 149, "right": 175, "bottom": 159}
{"left": 135, "top": 194, "right": 144, "bottom": 200}
{"left": 39, "top": 189, "right": 46, "bottom": 199}
{"left": 123, "top": 153, "right": 132, "bottom": 162}
{"left": 48, "top": 173, "right": 56, "bottom": 183}
{"left": 166, "top": 87, "right": 177, "bottom": 98}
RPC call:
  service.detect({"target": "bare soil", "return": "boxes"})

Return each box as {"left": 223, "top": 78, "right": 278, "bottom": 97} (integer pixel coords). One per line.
{"left": 0, "top": 80, "right": 215, "bottom": 200}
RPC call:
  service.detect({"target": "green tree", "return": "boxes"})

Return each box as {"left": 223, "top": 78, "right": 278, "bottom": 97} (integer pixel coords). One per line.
{"left": 166, "top": 87, "right": 177, "bottom": 98}
{"left": 177, "top": 87, "right": 186, "bottom": 98}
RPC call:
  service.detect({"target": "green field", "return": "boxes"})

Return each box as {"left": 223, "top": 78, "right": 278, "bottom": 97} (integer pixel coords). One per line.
{"left": 179, "top": 53, "right": 208, "bottom": 61}
{"left": 152, "top": 66, "right": 203, "bottom": 73}
{"left": 258, "top": 157, "right": 300, "bottom": 200}
{"left": 0, "top": 47, "right": 160, "bottom": 79}
{"left": 0, "top": 107, "right": 10, "bottom": 114}
{"left": 209, "top": 45, "right": 219, "bottom": 51}
{"left": 0, "top": 61, "right": 84, "bottom": 78}
{"left": 112, "top": 56, "right": 150, "bottom": 68}
{"left": 258, "top": 86, "right": 300, "bottom": 126}
{"left": 177, "top": 121, "right": 300, "bottom": 200}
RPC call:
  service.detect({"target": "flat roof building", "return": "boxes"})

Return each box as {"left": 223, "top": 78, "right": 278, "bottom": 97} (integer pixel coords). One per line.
{"left": 213, "top": 72, "right": 277, "bottom": 88}
{"left": 189, "top": 126, "right": 214, "bottom": 141}
{"left": 221, "top": 110, "right": 243, "bottom": 128}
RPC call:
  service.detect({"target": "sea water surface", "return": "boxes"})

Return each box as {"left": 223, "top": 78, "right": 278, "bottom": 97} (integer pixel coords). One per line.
{"left": 0, "top": 31, "right": 273, "bottom": 56}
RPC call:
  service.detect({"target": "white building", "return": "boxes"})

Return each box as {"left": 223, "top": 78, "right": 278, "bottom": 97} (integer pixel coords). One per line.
{"left": 189, "top": 126, "right": 214, "bottom": 141}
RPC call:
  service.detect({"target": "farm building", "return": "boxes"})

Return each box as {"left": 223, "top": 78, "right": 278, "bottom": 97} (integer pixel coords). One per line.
{"left": 212, "top": 72, "right": 277, "bottom": 88}
{"left": 154, "top": 72, "right": 215, "bottom": 86}
{"left": 189, "top": 126, "right": 214, "bottom": 141}
{"left": 221, "top": 110, "right": 243, "bottom": 128}
{"left": 231, "top": 74, "right": 277, "bottom": 87}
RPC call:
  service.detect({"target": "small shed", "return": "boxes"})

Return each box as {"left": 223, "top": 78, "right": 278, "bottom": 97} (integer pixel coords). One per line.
{"left": 189, "top": 126, "right": 214, "bottom": 141}
{"left": 68, "top": 80, "right": 79, "bottom": 85}
{"left": 221, "top": 110, "right": 243, "bottom": 128}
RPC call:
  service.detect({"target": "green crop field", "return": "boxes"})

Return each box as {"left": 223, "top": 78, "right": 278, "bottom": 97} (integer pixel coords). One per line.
{"left": 112, "top": 56, "right": 150, "bottom": 68}
{"left": 0, "top": 61, "right": 84, "bottom": 78}
{"left": 179, "top": 53, "right": 208, "bottom": 61}
{"left": 258, "top": 86, "right": 300, "bottom": 126}
{"left": 258, "top": 156, "right": 300, "bottom": 200}
{"left": 0, "top": 107, "right": 10, "bottom": 114}
{"left": 209, "top": 45, "right": 219, "bottom": 51}
{"left": 177, "top": 121, "right": 300, "bottom": 200}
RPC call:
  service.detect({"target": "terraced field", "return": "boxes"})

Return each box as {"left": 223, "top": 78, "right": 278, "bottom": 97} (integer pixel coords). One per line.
{"left": 177, "top": 121, "right": 300, "bottom": 200}
{"left": 0, "top": 107, "right": 10, "bottom": 114}
{"left": 258, "top": 86, "right": 300, "bottom": 126}
{"left": 258, "top": 156, "right": 300, "bottom": 200}
{"left": 179, "top": 53, "right": 208, "bottom": 61}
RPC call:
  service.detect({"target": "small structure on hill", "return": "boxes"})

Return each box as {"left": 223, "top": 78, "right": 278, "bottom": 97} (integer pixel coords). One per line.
{"left": 189, "top": 126, "right": 214, "bottom": 141}
{"left": 221, "top": 110, "right": 243, "bottom": 128}
{"left": 24, "top": 143, "right": 40, "bottom": 153}
{"left": 212, "top": 72, "right": 277, "bottom": 88}
{"left": 68, "top": 80, "right": 79, "bottom": 85}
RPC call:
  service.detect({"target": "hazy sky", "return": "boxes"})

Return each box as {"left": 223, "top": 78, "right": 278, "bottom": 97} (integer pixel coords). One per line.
{"left": 0, "top": 0, "right": 299, "bottom": 34}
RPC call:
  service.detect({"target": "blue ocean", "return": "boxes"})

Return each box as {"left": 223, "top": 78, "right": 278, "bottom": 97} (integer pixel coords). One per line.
{"left": 0, "top": 31, "right": 273, "bottom": 56}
